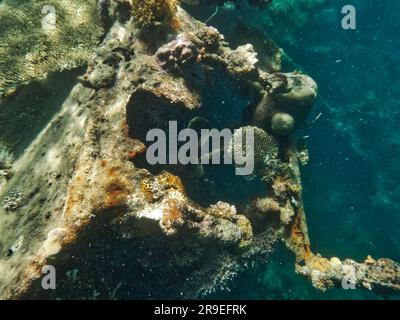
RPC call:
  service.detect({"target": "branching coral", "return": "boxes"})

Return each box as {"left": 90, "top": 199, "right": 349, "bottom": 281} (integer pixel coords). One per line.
{"left": 131, "top": 0, "right": 180, "bottom": 28}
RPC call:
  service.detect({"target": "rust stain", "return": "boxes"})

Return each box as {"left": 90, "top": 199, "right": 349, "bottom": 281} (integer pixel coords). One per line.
{"left": 121, "top": 122, "right": 130, "bottom": 136}
{"left": 127, "top": 143, "right": 146, "bottom": 160}
{"left": 289, "top": 213, "right": 312, "bottom": 262}
{"left": 100, "top": 159, "right": 107, "bottom": 168}
{"left": 171, "top": 17, "right": 181, "bottom": 30}
{"left": 105, "top": 179, "right": 128, "bottom": 207}
{"left": 63, "top": 175, "right": 84, "bottom": 217}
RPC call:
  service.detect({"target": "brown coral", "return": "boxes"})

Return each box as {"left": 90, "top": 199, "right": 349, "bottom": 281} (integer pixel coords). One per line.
{"left": 140, "top": 179, "right": 156, "bottom": 203}
{"left": 158, "top": 171, "right": 185, "bottom": 193}
{"left": 131, "top": 0, "right": 180, "bottom": 28}
{"left": 272, "top": 176, "right": 301, "bottom": 200}
{"left": 236, "top": 215, "right": 253, "bottom": 248}
{"left": 253, "top": 197, "right": 281, "bottom": 214}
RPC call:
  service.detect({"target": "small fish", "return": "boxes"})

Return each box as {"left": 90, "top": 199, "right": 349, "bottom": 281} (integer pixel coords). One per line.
{"left": 243, "top": 174, "right": 256, "bottom": 181}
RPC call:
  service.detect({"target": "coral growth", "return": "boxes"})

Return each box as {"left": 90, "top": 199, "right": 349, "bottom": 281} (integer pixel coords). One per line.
{"left": 208, "top": 201, "right": 237, "bottom": 220}
{"left": 42, "top": 228, "right": 66, "bottom": 258}
{"left": 158, "top": 171, "right": 185, "bottom": 193}
{"left": 156, "top": 34, "right": 199, "bottom": 71}
{"left": 1, "top": 188, "right": 23, "bottom": 211}
{"left": 80, "top": 63, "right": 117, "bottom": 89}
{"left": 248, "top": 72, "right": 317, "bottom": 135}
{"left": 140, "top": 179, "right": 160, "bottom": 203}
{"left": 297, "top": 254, "right": 400, "bottom": 294}
{"left": 225, "top": 44, "right": 259, "bottom": 80}
{"left": 131, "top": 0, "right": 180, "bottom": 28}
{"left": 271, "top": 112, "right": 295, "bottom": 136}
{"left": 272, "top": 176, "right": 301, "bottom": 201}
{"left": 1, "top": 1, "right": 398, "bottom": 300}
{"left": 231, "top": 126, "right": 280, "bottom": 180}
{"left": 268, "top": 0, "right": 326, "bottom": 29}
{"left": 253, "top": 197, "right": 281, "bottom": 215}
{"left": 251, "top": 196, "right": 295, "bottom": 225}
{"left": 271, "top": 72, "right": 318, "bottom": 125}
{"left": 161, "top": 199, "right": 184, "bottom": 235}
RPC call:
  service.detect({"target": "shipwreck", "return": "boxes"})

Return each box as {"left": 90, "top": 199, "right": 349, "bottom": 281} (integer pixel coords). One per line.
{"left": 0, "top": 0, "right": 398, "bottom": 299}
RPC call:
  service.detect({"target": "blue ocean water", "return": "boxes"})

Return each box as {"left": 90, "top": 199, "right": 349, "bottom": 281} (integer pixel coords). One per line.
{"left": 194, "top": 0, "right": 400, "bottom": 299}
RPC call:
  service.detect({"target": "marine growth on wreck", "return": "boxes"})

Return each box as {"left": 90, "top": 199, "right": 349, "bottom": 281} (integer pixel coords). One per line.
{"left": 0, "top": 0, "right": 399, "bottom": 300}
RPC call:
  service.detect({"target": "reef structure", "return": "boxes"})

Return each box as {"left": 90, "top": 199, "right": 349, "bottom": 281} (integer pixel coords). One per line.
{"left": 0, "top": 1, "right": 398, "bottom": 299}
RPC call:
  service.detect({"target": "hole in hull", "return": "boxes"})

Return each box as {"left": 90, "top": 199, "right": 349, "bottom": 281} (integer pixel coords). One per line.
{"left": 127, "top": 72, "right": 265, "bottom": 207}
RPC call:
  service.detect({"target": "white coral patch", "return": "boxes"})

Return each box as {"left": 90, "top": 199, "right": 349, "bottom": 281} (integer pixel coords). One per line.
{"left": 116, "top": 26, "right": 128, "bottom": 43}
{"left": 137, "top": 207, "right": 164, "bottom": 221}
{"left": 238, "top": 44, "right": 258, "bottom": 66}
{"left": 45, "top": 147, "right": 62, "bottom": 170}
{"left": 42, "top": 228, "right": 66, "bottom": 258}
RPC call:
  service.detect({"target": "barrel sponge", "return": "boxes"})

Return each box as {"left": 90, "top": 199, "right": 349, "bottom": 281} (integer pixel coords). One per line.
{"left": 272, "top": 72, "right": 318, "bottom": 125}
{"left": 271, "top": 112, "right": 295, "bottom": 136}
{"left": 0, "top": 0, "right": 103, "bottom": 94}
{"left": 131, "top": 0, "right": 180, "bottom": 28}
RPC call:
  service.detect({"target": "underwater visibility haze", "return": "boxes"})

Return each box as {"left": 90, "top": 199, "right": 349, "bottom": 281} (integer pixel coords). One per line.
{"left": 0, "top": 0, "right": 399, "bottom": 301}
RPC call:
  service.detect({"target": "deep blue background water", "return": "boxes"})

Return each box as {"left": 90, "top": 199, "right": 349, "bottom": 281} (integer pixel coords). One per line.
{"left": 288, "top": 0, "right": 400, "bottom": 265}
{"left": 191, "top": 0, "right": 400, "bottom": 299}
